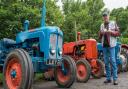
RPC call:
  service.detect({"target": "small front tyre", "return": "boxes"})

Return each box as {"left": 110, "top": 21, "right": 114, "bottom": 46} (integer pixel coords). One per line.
{"left": 76, "top": 59, "right": 91, "bottom": 83}
{"left": 91, "top": 60, "right": 104, "bottom": 79}
{"left": 54, "top": 56, "right": 76, "bottom": 88}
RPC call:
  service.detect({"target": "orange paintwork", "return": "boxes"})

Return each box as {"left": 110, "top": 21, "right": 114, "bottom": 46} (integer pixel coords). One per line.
{"left": 5, "top": 58, "right": 22, "bottom": 89}
{"left": 63, "top": 39, "right": 98, "bottom": 60}
{"left": 85, "top": 39, "right": 98, "bottom": 59}
{"left": 63, "top": 42, "right": 76, "bottom": 54}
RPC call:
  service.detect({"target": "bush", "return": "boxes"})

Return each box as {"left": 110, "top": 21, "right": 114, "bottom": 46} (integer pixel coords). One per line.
{"left": 120, "top": 38, "right": 128, "bottom": 44}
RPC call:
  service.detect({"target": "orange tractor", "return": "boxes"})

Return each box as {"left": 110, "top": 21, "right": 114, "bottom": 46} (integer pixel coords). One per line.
{"left": 63, "top": 32, "right": 104, "bottom": 83}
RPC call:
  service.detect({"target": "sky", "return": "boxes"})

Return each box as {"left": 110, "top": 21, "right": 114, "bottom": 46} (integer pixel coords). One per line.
{"left": 104, "top": 0, "right": 128, "bottom": 10}
{"left": 56, "top": 0, "right": 128, "bottom": 11}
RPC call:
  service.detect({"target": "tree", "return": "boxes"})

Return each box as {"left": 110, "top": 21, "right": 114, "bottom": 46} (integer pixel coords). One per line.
{"left": 0, "top": 0, "right": 64, "bottom": 39}
{"left": 62, "top": 0, "right": 104, "bottom": 42}
{"left": 110, "top": 8, "right": 128, "bottom": 37}
{"left": 85, "top": 0, "right": 104, "bottom": 37}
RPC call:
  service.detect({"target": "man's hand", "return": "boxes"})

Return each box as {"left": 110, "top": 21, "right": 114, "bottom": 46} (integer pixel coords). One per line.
{"left": 100, "top": 31, "right": 105, "bottom": 35}
{"left": 106, "top": 30, "right": 113, "bottom": 34}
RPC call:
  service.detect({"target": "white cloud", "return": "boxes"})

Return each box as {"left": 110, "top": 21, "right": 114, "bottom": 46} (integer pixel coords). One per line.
{"left": 104, "top": 0, "right": 128, "bottom": 10}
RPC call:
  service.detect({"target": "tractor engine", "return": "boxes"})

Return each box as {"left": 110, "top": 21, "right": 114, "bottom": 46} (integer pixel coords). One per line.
{"left": 63, "top": 39, "right": 98, "bottom": 60}
{"left": 0, "top": 38, "right": 16, "bottom": 60}
{"left": 0, "top": 38, "right": 16, "bottom": 72}
{"left": 19, "top": 38, "right": 42, "bottom": 57}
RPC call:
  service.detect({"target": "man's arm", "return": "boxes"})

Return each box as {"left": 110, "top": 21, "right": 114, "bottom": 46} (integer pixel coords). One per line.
{"left": 110, "top": 23, "right": 120, "bottom": 37}
{"left": 99, "top": 24, "right": 104, "bottom": 39}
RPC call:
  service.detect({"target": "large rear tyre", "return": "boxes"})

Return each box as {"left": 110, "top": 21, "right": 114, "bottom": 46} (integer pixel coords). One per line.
{"left": 91, "top": 60, "right": 104, "bottom": 79}
{"left": 76, "top": 59, "right": 91, "bottom": 83}
{"left": 54, "top": 56, "right": 76, "bottom": 88}
{"left": 20, "top": 49, "right": 34, "bottom": 89}
{"left": 3, "top": 49, "right": 34, "bottom": 89}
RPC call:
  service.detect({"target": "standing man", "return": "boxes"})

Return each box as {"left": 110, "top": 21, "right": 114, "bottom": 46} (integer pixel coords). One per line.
{"left": 99, "top": 11, "right": 120, "bottom": 85}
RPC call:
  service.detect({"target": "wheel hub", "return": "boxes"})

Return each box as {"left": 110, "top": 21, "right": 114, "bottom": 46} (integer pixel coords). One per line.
{"left": 10, "top": 69, "right": 17, "bottom": 78}
{"left": 5, "top": 58, "right": 22, "bottom": 89}
{"left": 77, "top": 64, "right": 87, "bottom": 78}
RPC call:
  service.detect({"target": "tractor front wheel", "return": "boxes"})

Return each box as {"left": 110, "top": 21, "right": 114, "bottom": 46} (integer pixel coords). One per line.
{"left": 3, "top": 49, "right": 34, "bottom": 89}
{"left": 91, "top": 60, "right": 104, "bottom": 79}
{"left": 54, "top": 55, "right": 76, "bottom": 88}
{"left": 120, "top": 46, "right": 128, "bottom": 72}
{"left": 76, "top": 59, "right": 91, "bottom": 83}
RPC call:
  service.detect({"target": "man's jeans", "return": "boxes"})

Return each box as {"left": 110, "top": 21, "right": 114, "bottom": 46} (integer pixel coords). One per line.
{"left": 103, "top": 47, "right": 118, "bottom": 81}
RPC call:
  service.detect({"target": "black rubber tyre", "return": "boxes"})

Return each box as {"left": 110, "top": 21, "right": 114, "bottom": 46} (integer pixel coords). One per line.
{"left": 91, "top": 60, "right": 104, "bottom": 79}
{"left": 76, "top": 59, "right": 91, "bottom": 83}
{"left": 20, "top": 49, "right": 34, "bottom": 89}
{"left": 3, "top": 49, "right": 33, "bottom": 89}
{"left": 54, "top": 55, "right": 76, "bottom": 88}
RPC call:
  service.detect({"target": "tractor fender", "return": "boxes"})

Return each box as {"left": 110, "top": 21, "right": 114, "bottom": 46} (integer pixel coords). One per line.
{"left": 121, "top": 44, "right": 128, "bottom": 50}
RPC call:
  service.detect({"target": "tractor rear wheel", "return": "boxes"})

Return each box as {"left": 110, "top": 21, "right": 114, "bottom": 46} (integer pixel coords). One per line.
{"left": 54, "top": 55, "right": 76, "bottom": 88}
{"left": 20, "top": 49, "right": 34, "bottom": 89}
{"left": 76, "top": 59, "right": 91, "bottom": 83}
{"left": 91, "top": 60, "right": 104, "bottom": 79}
{"left": 3, "top": 49, "right": 34, "bottom": 89}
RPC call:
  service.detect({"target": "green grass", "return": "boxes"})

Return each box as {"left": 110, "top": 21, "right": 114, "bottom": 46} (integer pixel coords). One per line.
{"left": 0, "top": 73, "right": 2, "bottom": 84}
{"left": 120, "top": 38, "right": 128, "bottom": 44}
{"left": 34, "top": 73, "right": 44, "bottom": 82}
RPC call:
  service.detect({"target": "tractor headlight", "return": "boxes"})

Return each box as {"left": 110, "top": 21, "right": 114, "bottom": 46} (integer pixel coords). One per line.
{"left": 58, "top": 36, "right": 63, "bottom": 56}
{"left": 50, "top": 34, "right": 57, "bottom": 56}
{"left": 58, "top": 48, "right": 62, "bottom": 55}
{"left": 59, "top": 51, "right": 62, "bottom": 55}
{"left": 50, "top": 49, "right": 56, "bottom": 55}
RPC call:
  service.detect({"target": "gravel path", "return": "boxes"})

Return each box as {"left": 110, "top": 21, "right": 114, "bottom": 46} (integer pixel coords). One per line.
{"left": 1, "top": 72, "right": 128, "bottom": 89}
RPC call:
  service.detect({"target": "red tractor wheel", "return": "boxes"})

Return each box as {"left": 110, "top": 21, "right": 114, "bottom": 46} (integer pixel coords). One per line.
{"left": 76, "top": 59, "right": 91, "bottom": 83}
{"left": 3, "top": 49, "right": 34, "bottom": 89}
{"left": 91, "top": 60, "right": 104, "bottom": 79}
{"left": 119, "top": 46, "right": 128, "bottom": 72}
{"left": 54, "top": 56, "right": 76, "bottom": 88}
{"left": 44, "top": 68, "right": 54, "bottom": 81}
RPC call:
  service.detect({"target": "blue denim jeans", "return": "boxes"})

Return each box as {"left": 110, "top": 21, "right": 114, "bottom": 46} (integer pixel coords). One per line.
{"left": 103, "top": 47, "right": 118, "bottom": 81}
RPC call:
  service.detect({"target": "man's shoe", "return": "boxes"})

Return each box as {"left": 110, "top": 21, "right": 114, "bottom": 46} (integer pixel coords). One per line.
{"left": 104, "top": 80, "right": 111, "bottom": 84}
{"left": 113, "top": 80, "right": 118, "bottom": 85}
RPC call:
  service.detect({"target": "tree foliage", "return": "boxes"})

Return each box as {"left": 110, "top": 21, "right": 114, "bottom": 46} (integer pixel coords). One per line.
{"left": 0, "top": 0, "right": 64, "bottom": 39}
{"left": 0, "top": 0, "right": 128, "bottom": 43}
{"left": 62, "top": 0, "right": 104, "bottom": 42}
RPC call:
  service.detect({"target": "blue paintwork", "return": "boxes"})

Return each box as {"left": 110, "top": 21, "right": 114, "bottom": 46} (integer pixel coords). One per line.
{"left": 0, "top": 0, "right": 64, "bottom": 73}
{"left": 41, "top": 0, "right": 46, "bottom": 27}
{"left": 97, "top": 42, "right": 122, "bottom": 65}
{"left": 24, "top": 20, "right": 30, "bottom": 31}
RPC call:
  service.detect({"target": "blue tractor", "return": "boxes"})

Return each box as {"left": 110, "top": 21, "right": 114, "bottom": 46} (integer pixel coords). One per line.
{"left": 0, "top": 0, "right": 76, "bottom": 89}
{"left": 97, "top": 42, "right": 128, "bottom": 74}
